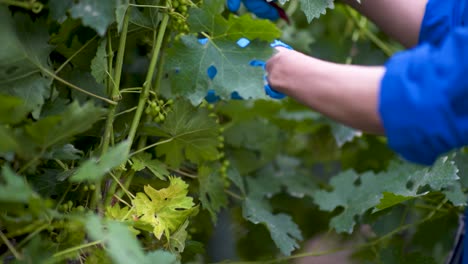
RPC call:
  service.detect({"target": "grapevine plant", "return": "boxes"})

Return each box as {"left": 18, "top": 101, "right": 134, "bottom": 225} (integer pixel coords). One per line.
{"left": 0, "top": 0, "right": 467, "bottom": 263}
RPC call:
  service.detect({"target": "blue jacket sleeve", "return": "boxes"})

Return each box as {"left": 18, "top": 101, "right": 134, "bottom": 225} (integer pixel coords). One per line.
{"left": 379, "top": 26, "right": 468, "bottom": 165}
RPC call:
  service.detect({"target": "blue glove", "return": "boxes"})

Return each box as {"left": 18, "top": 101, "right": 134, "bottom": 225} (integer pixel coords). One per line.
{"left": 227, "top": 0, "right": 280, "bottom": 21}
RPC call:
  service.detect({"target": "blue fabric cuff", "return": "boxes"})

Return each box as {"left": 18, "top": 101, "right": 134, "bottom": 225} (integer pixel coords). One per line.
{"left": 380, "top": 46, "right": 456, "bottom": 165}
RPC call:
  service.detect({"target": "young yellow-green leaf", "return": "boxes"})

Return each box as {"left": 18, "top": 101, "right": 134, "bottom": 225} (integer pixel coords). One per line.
{"left": 0, "top": 166, "right": 37, "bottom": 203}
{"left": 131, "top": 153, "right": 169, "bottom": 181}
{"left": 132, "top": 177, "right": 198, "bottom": 240}
{"left": 242, "top": 197, "right": 302, "bottom": 256}
{"left": 71, "top": 141, "right": 130, "bottom": 182}
{"left": 300, "top": 0, "right": 334, "bottom": 23}
{"left": 106, "top": 204, "right": 140, "bottom": 235}
{"left": 0, "top": 7, "right": 53, "bottom": 118}
{"left": 198, "top": 166, "right": 228, "bottom": 222}
{"left": 143, "top": 100, "right": 220, "bottom": 168}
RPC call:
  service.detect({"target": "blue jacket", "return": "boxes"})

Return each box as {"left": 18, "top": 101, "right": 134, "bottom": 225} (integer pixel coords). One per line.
{"left": 379, "top": 0, "right": 468, "bottom": 165}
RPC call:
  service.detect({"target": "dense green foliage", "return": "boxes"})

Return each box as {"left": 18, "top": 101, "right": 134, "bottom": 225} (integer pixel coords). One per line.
{"left": 0, "top": 0, "right": 467, "bottom": 263}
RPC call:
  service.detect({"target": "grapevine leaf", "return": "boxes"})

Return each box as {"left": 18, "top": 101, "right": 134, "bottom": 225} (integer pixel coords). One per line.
{"left": 131, "top": 153, "right": 169, "bottom": 181}
{"left": 299, "top": 0, "right": 334, "bottom": 23}
{"left": 115, "top": 0, "right": 130, "bottom": 32}
{"left": 242, "top": 197, "right": 302, "bottom": 256}
{"left": 91, "top": 39, "right": 108, "bottom": 85}
{"left": 24, "top": 101, "right": 107, "bottom": 149}
{"left": 246, "top": 157, "right": 317, "bottom": 200}
{"left": 374, "top": 192, "right": 414, "bottom": 211}
{"left": 0, "top": 166, "right": 37, "bottom": 203}
{"left": 165, "top": 36, "right": 271, "bottom": 104}
{"left": 225, "top": 119, "right": 281, "bottom": 174}
{"left": 86, "top": 216, "right": 179, "bottom": 264}
{"left": 71, "top": 141, "right": 130, "bottom": 182}
{"left": 313, "top": 157, "right": 466, "bottom": 233}
{"left": 168, "top": 220, "right": 189, "bottom": 253}
{"left": 0, "top": 94, "right": 30, "bottom": 124}
{"left": 0, "top": 7, "right": 53, "bottom": 118}
{"left": 165, "top": 0, "right": 280, "bottom": 104}
{"left": 227, "top": 165, "right": 245, "bottom": 194}
{"left": 328, "top": 122, "right": 361, "bottom": 147}
{"left": 49, "top": 0, "right": 73, "bottom": 22}
{"left": 0, "top": 126, "right": 17, "bottom": 154}
{"left": 132, "top": 177, "right": 198, "bottom": 240}
{"left": 70, "top": 0, "right": 117, "bottom": 36}
{"left": 188, "top": 0, "right": 280, "bottom": 42}
{"left": 143, "top": 100, "right": 220, "bottom": 168}
{"left": 198, "top": 166, "right": 228, "bottom": 221}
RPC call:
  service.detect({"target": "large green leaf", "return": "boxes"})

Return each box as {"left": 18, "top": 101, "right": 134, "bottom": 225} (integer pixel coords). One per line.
{"left": 0, "top": 166, "right": 37, "bottom": 203}
{"left": 242, "top": 197, "right": 302, "bottom": 256}
{"left": 164, "top": 0, "right": 280, "bottom": 104}
{"left": 143, "top": 100, "right": 220, "bottom": 168}
{"left": 24, "top": 101, "right": 107, "bottom": 150}
{"left": 0, "top": 7, "right": 53, "bottom": 118}
{"left": 198, "top": 166, "right": 228, "bottom": 221}
{"left": 86, "top": 216, "right": 179, "bottom": 264}
{"left": 313, "top": 157, "right": 466, "bottom": 233}
{"left": 70, "top": 0, "right": 117, "bottom": 36}
{"left": 71, "top": 141, "right": 130, "bottom": 182}
{"left": 300, "top": 0, "right": 335, "bottom": 22}
{"left": 131, "top": 152, "right": 170, "bottom": 181}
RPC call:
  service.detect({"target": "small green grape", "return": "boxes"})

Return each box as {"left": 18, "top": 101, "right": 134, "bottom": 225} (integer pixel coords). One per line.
{"left": 158, "top": 99, "right": 164, "bottom": 105}
{"left": 67, "top": 200, "right": 73, "bottom": 208}
{"left": 223, "top": 160, "right": 230, "bottom": 166}
{"left": 76, "top": 206, "right": 85, "bottom": 212}
{"left": 159, "top": 113, "right": 165, "bottom": 121}
{"left": 83, "top": 185, "right": 89, "bottom": 192}
{"left": 167, "top": 99, "right": 174, "bottom": 105}
{"left": 89, "top": 184, "right": 96, "bottom": 191}
{"left": 218, "top": 136, "right": 224, "bottom": 142}
{"left": 218, "top": 143, "right": 224, "bottom": 149}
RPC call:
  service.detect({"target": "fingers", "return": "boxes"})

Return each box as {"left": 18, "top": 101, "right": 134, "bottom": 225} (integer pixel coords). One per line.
{"left": 226, "top": 0, "right": 241, "bottom": 12}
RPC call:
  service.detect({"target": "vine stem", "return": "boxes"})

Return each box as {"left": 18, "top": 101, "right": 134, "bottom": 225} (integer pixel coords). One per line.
{"left": 55, "top": 35, "right": 97, "bottom": 74}
{"left": 52, "top": 240, "right": 102, "bottom": 258}
{"left": 101, "top": 8, "right": 130, "bottom": 156}
{"left": 345, "top": 6, "right": 396, "bottom": 57}
{"left": 0, "top": 0, "right": 43, "bottom": 13}
{"left": 0, "top": 230, "right": 22, "bottom": 260}
{"left": 40, "top": 67, "right": 116, "bottom": 105}
{"left": 125, "top": 11, "right": 169, "bottom": 154}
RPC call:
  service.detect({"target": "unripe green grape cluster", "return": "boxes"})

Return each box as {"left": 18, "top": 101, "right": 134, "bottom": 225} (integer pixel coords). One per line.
{"left": 145, "top": 98, "right": 174, "bottom": 123}
{"left": 199, "top": 100, "right": 231, "bottom": 186}
{"left": 170, "top": 0, "right": 190, "bottom": 33}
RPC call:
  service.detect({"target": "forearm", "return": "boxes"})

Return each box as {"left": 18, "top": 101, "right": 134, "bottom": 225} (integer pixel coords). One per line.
{"left": 342, "top": 0, "right": 428, "bottom": 47}
{"left": 266, "top": 48, "right": 385, "bottom": 134}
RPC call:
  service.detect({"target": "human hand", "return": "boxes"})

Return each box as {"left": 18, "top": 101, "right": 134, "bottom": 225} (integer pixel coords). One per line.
{"left": 199, "top": 38, "right": 293, "bottom": 102}
{"left": 226, "top": 0, "right": 289, "bottom": 22}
